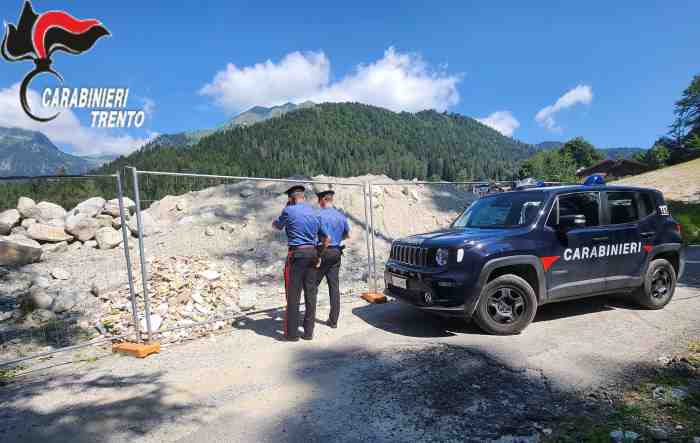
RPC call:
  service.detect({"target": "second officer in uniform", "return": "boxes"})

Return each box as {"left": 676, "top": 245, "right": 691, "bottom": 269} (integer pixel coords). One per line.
{"left": 315, "top": 190, "right": 350, "bottom": 329}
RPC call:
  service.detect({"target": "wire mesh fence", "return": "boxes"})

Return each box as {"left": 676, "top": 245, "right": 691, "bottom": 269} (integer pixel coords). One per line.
{"left": 0, "top": 174, "right": 140, "bottom": 367}
{"left": 127, "top": 169, "right": 372, "bottom": 344}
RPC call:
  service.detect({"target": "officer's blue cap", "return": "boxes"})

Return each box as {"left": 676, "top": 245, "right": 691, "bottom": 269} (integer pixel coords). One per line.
{"left": 316, "top": 190, "right": 335, "bottom": 199}
{"left": 284, "top": 185, "right": 305, "bottom": 196}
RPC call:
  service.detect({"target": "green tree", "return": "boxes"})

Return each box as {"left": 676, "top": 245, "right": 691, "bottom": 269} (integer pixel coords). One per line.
{"left": 647, "top": 143, "right": 670, "bottom": 168}
{"left": 671, "top": 75, "right": 700, "bottom": 142}
{"left": 560, "top": 137, "right": 603, "bottom": 168}
{"left": 518, "top": 149, "right": 578, "bottom": 183}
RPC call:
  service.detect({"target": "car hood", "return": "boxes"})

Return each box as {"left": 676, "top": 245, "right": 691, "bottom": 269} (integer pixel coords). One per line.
{"left": 399, "top": 227, "right": 524, "bottom": 247}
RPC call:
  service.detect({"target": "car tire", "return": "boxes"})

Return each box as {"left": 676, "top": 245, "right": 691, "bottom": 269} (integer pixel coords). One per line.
{"left": 473, "top": 274, "right": 538, "bottom": 335}
{"left": 633, "top": 258, "right": 677, "bottom": 309}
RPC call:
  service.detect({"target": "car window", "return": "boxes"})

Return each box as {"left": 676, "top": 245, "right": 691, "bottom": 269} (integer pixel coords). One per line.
{"left": 452, "top": 193, "right": 545, "bottom": 228}
{"left": 547, "top": 192, "right": 600, "bottom": 227}
{"left": 639, "top": 192, "right": 655, "bottom": 218}
{"left": 607, "top": 191, "right": 639, "bottom": 224}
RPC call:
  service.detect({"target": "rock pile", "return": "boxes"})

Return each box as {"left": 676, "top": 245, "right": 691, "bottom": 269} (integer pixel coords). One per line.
{"left": 0, "top": 267, "right": 101, "bottom": 338}
{"left": 0, "top": 196, "right": 140, "bottom": 266}
{"left": 100, "top": 255, "right": 254, "bottom": 342}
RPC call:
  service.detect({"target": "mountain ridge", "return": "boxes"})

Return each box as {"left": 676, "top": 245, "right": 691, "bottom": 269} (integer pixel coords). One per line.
{"left": 0, "top": 127, "right": 93, "bottom": 177}
{"left": 101, "top": 102, "right": 535, "bottom": 181}
{"left": 143, "top": 102, "right": 316, "bottom": 151}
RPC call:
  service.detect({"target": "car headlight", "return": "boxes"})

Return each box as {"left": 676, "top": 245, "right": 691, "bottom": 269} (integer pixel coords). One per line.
{"left": 435, "top": 248, "right": 449, "bottom": 266}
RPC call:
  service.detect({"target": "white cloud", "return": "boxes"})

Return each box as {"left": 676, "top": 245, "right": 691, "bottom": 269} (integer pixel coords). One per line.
{"left": 200, "top": 47, "right": 461, "bottom": 113}
{"left": 200, "top": 51, "right": 330, "bottom": 112}
{"left": 535, "top": 84, "right": 593, "bottom": 132}
{"left": 477, "top": 111, "right": 520, "bottom": 137}
{"left": 0, "top": 83, "right": 152, "bottom": 156}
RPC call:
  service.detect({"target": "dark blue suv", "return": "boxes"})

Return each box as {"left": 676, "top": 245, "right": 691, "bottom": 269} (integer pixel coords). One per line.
{"left": 384, "top": 179, "right": 686, "bottom": 335}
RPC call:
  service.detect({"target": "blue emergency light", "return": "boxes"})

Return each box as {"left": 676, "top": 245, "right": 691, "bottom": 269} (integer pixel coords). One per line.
{"left": 515, "top": 178, "right": 546, "bottom": 190}
{"left": 583, "top": 174, "right": 606, "bottom": 186}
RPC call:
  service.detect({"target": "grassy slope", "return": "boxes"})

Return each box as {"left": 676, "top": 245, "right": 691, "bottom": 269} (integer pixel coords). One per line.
{"left": 613, "top": 158, "right": 700, "bottom": 243}
{"left": 613, "top": 158, "right": 700, "bottom": 203}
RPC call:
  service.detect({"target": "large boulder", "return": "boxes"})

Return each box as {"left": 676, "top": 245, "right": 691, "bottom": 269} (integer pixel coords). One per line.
{"left": 95, "top": 227, "right": 123, "bottom": 249}
{"left": 127, "top": 212, "right": 161, "bottom": 238}
{"left": 65, "top": 213, "right": 99, "bottom": 242}
{"left": 46, "top": 218, "right": 66, "bottom": 228}
{"left": 104, "top": 197, "right": 136, "bottom": 217}
{"left": 0, "top": 235, "right": 43, "bottom": 266}
{"left": 27, "top": 223, "right": 74, "bottom": 243}
{"left": 70, "top": 197, "right": 106, "bottom": 218}
{"left": 50, "top": 289, "right": 82, "bottom": 314}
{"left": 34, "top": 202, "right": 67, "bottom": 222}
{"left": 17, "top": 197, "right": 36, "bottom": 218}
{"left": 10, "top": 226, "right": 27, "bottom": 236}
{"left": 95, "top": 214, "right": 114, "bottom": 228}
{"left": 21, "top": 218, "right": 37, "bottom": 229}
{"left": 0, "top": 209, "right": 21, "bottom": 235}
{"left": 42, "top": 241, "right": 68, "bottom": 255}
{"left": 27, "top": 286, "right": 54, "bottom": 310}
{"left": 112, "top": 215, "right": 126, "bottom": 229}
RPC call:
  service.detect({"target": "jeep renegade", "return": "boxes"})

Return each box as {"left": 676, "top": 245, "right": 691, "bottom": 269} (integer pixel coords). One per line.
{"left": 383, "top": 178, "right": 686, "bottom": 335}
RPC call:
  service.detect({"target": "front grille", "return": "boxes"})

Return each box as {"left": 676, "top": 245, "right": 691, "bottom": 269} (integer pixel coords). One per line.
{"left": 390, "top": 243, "right": 430, "bottom": 266}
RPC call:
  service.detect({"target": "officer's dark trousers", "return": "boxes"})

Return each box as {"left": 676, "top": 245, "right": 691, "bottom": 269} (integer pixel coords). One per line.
{"left": 284, "top": 248, "right": 319, "bottom": 339}
{"left": 317, "top": 248, "right": 342, "bottom": 326}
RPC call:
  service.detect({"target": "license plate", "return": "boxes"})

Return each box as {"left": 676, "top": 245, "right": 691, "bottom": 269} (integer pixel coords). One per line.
{"left": 392, "top": 275, "right": 407, "bottom": 289}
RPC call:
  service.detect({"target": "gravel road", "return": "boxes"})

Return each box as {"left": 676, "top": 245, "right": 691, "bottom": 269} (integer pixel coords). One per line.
{"left": 1, "top": 248, "right": 698, "bottom": 443}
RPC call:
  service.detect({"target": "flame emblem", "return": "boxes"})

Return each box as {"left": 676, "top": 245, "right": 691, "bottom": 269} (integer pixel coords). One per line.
{"left": 2, "top": 1, "right": 110, "bottom": 121}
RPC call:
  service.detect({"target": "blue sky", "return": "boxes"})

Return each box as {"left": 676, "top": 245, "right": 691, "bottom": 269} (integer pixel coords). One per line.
{"left": 1, "top": 1, "right": 698, "bottom": 156}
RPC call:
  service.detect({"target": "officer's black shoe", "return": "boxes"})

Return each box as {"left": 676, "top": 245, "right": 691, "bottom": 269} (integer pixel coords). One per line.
{"left": 301, "top": 333, "right": 313, "bottom": 341}
{"left": 326, "top": 321, "right": 338, "bottom": 329}
{"left": 285, "top": 336, "right": 300, "bottom": 342}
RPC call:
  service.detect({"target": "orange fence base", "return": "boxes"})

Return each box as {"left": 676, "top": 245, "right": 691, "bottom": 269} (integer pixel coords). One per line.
{"left": 361, "top": 291, "right": 387, "bottom": 304}
{"left": 112, "top": 342, "right": 161, "bottom": 359}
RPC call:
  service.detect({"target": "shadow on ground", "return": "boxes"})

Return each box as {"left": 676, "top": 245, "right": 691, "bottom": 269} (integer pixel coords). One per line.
{"left": 232, "top": 306, "right": 288, "bottom": 341}
{"left": 350, "top": 295, "right": 651, "bottom": 339}
{"left": 0, "top": 370, "right": 203, "bottom": 443}
{"left": 178, "top": 342, "right": 666, "bottom": 443}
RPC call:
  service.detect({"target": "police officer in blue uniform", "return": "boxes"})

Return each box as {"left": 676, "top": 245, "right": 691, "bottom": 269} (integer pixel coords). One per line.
{"left": 272, "top": 185, "right": 323, "bottom": 341}
{"left": 315, "top": 190, "right": 350, "bottom": 329}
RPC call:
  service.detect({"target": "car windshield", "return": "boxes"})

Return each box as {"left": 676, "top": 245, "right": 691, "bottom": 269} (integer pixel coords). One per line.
{"left": 452, "top": 193, "right": 546, "bottom": 228}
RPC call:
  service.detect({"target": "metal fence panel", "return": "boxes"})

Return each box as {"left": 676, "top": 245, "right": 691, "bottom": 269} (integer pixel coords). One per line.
{"left": 127, "top": 169, "right": 372, "bottom": 344}
{"left": 0, "top": 174, "right": 140, "bottom": 367}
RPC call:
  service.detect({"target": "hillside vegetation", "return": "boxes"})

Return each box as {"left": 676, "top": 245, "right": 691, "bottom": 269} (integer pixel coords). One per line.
{"left": 101, "top": 102, "right": 534, "bottom": 181}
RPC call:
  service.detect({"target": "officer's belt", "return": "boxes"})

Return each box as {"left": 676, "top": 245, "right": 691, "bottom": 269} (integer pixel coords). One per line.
{"left": 288, "top": 244, "right": 316, "bottom": 251}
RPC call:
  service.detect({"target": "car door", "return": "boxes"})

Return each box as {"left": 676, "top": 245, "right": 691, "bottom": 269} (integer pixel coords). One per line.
{"left": 603, "top": 190, "right": 649, "bottom": 292}
{"left": 544, "top": 191, "right": 610, "bottom": 300}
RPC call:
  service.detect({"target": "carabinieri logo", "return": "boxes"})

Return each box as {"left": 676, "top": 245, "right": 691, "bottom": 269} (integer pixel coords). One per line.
{"left": 1, "top": 1, "right": 110, "bottom": 122}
